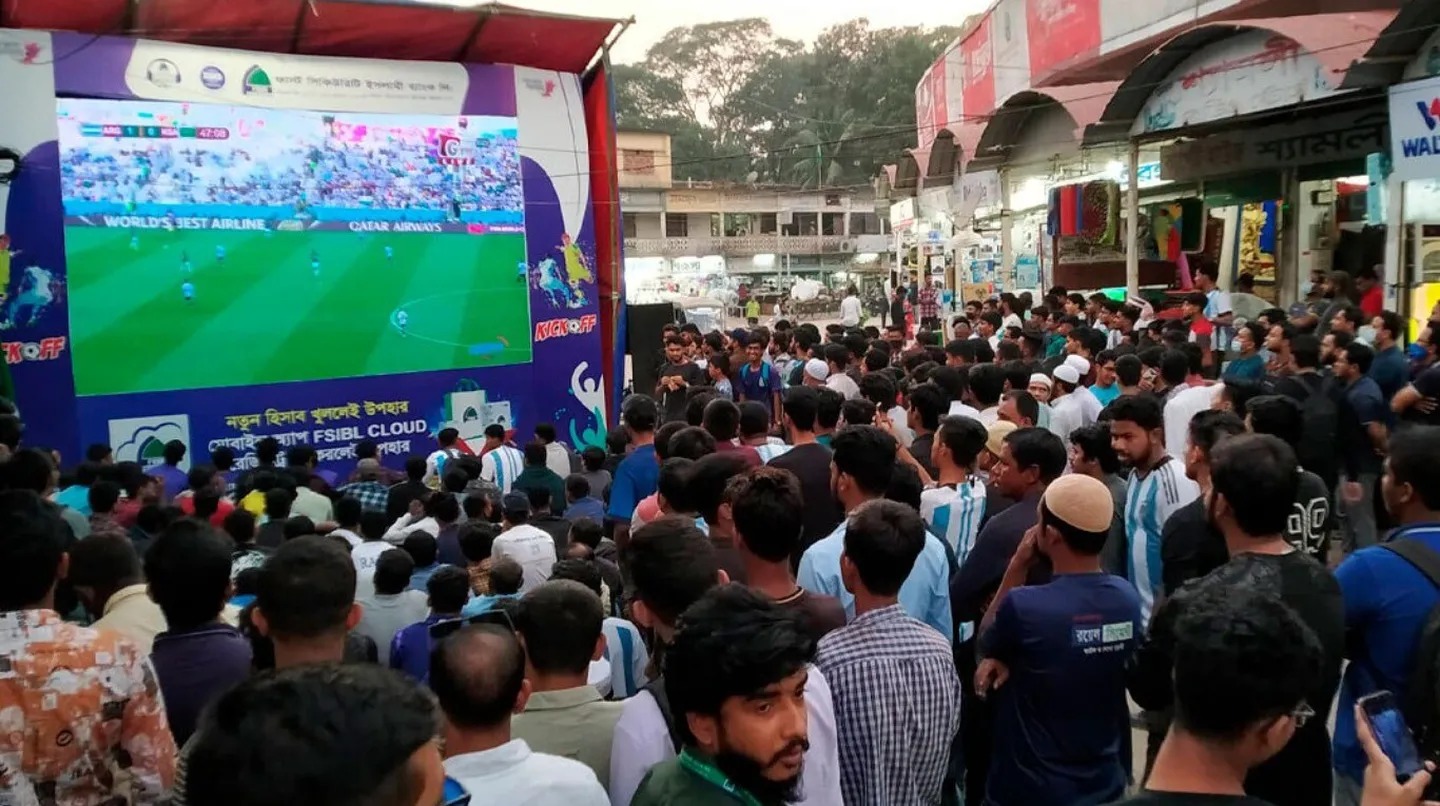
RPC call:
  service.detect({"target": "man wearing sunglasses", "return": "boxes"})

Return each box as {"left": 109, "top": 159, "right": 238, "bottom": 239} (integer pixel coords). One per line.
{"left": 434, "top": 623, "right": 608, "bottom": 804}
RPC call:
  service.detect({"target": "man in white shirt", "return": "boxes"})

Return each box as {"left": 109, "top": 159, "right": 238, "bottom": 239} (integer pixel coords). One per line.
{"left": 1063, "top": 355, "right": 1105, "bottom": 425}
{"left": 1164, "top": 383, "right": 1222, "bottom": 459}
{"left": 492, "top": 493, "right": 558, "bottom": 593}
{"left": 1047, "top": 364, "right": 1087, "bottom": 443}
{"left": 433, "top": 621, "right": 608, "bottom": 806}
{"left": 285, "top": 449, "right": 335, "bottom": 523}
{"left": 822, "top": 343, "right": 861, "bottom": 400}
{"left": 480, "top": 424, "right": 526, "bottom": 494}
{"left": 1195, "top": 262, "right": 1234, "bottom": 355}
{"left": 535, "top": 423, "right": 575, "bottom": 480}
{"left": 839, "top": 285, "right": 863, "bottom": 328}
{"left": 425, "top": 427, "right": 468, "bottom": 489}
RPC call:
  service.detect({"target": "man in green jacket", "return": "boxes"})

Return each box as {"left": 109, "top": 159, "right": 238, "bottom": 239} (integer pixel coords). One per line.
{"left": 632, "top": 585, "right": 815, "bottom": 806}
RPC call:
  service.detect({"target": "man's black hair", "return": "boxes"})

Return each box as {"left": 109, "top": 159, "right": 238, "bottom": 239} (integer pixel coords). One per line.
{"left": 907, "top": 384, "right": 948, "bottom": 433}
{"left": 886, "top": 462, "right": 925, "bottom": 510}
{"left": 1246, "top": 395, "right": 1304, "bottom": 446}
{"left": 404, "top": 456, "right": 426, "bottom": 482}
{"left": 211, "top": 446, "right": 236, "bottom": 472}
{"left": 1188, "top": 409, "right": 1246, "bottom": 459}
{"left": 223, "top": 508, "right": 258, "bottom": 546}
{"left": 1106, "top": 393, "right": 1164, "bottom": 431}
{"left": 582, "top": 446, "right": 606, "bottom": 472}
{"left": 523, "top": 441, "right": 548, "bottom": 467}
{"left": 657, "top": 457, "right": 695, "bottom": 514}
{"left": 373, "top": 549, "right": 415, "bottom": 596}
{"left": 622, "top": 516, "right": 719, "bottom": 625}
{"left": 186, "top": 664, "right": 440, "bottom": 806}
{"left": 1004, "top": 427, "right": 1068, "bottom": 484}
{"left": 1002, "top": 390, "right": 1039, "bottom": 426}
{"left": 929, "top": 366, "right": 968, "bottom": 402}
{"left": 402, "top": 532, "right": 438, "bottom": 568}
{"left": 703, "top": 399, "right": 743, "bottom": 442}
{"left": 67, "top": 532, "right": 143, "bottom": 596}
{"left": 517, "top": 579, "right": 604, "bottom": 675}
{"left": 526, "top": 484, "right": 554, "bottom": 514}
{"left": 283, "top": 516, "right": 316, "bottom": 541}
{"left": 484, "top": 424, "right": 507, "bottom": 441}
{"left": 687, "top": 453, "right": 751, "bottom": 524}
{"left": 726, "top": 468, "right": 804, "bottom": 564}
{"left": 187, "top": 464, "right": 218, "bottom": 492}
{"left": 936, "top": 415, "right": 987, "bottom": 469}
{"left": 0, "top": 491, "right": 67, "bottom": 609}
{"left": 163, "top": 439, "right": 187, "bottom": 466}
{"left": 1210, "top": 434, "right": 1300, "bottom": 537}
{"left": 1115, "top": 354, "right": 1143, "bottom": 387}
{"left": 815, "top": 388, "right": 844, "bottom": 430}
{"left": 354, "top": 440, "right": 379, "bottom": 460}
{"left": 654, "top": 421, "right": 688, "bottom": 462}
{"left": 427, "top": 566, "right": 471, "bottom": 614}
{"left": 738, "top": 401, "right": 771, "bottom": 439}
{"left": 144, "top": 519, "right": 234, "bottom": 631}
{"left": 256, "top": 535, "right": 357, "bottom": 639}
{"left": 831, "top": 426, "right": 898, "bottom": 497}
{"left": 360, "top": 510, "right": 391, "bottom": 542}
{"left": 490, "top": 557, "right": 525, "bottom": 595}
{"left": 841, "top": 398, "right": 877, "bottom": 428}
{"left": 968, "top": 364, "right": 1005, "bottom": 407}
{"left": 664, "top": 584, "right": 816, "bottom": 753}
{"left": 4, "top": 448, "right": 54, "bottom": 494}
{"left": 685, "top": 388, "right": 719, "bottom": 428}
{"left": 431, "top": 624, "right": 527, "bottom": 730}
{"left": 437, "top": 427, "right": 460, "bottom": 448}
{"left": 442, "top": 468, "right": 470, "bottom": 495}
{"left": 859, "top": 372, "right": 897, "bottom": 411}
{"left": 844, "top": 500, "right": 926, "bottom": 597}
{"left": 569, "top": 517, "right": 605, "bottom": 550}
{"left": 1342, "top": 341, "right": 1376, "bottom": 375}
{"left": 286, "top": 445, "right": 318, "bottom": 469}
{"left": 1069, "top": 423, "right": 1121, "bottom": 475}
{"left": 86, "top": 443, "right": 113, "bottom": 463}
{"left": 1158, "top": 349, "right": 1189, "bottom": 387}
{"left": 1291, "top": 334, "right": 1322, "bottom": 369}
{"left": 88, "top": 480, "right": 122, "bottom": 515}
{"left": 534, "top": 423, "right": 558, "bottom": 443}
{"left": 551, "top": 557, "right": 604, "bottom": 597}
{"left": 566, "top": 474, "right": 592, "bottom": 501}
{"left": 458, "top": 521, "right": 500, "bottom": 564}
{"left": 782, "top": 386, "right": 820, "bottom": 432}
{"left": 945, "top": 339, "right": 977, "bottom": 363}
{"left": 1390, "top": 427, "right": 1440, "bottom": 510}
{"left": 1171, "top": 587, "right": 1322, "bottom": 741}
{"left": 622, "top": 394, "right": 660, "bottom": 433}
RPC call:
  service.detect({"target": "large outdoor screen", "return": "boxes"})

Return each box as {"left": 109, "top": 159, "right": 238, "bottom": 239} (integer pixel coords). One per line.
{"left": 58, "top": 99, "right": 533, "bottom": 396}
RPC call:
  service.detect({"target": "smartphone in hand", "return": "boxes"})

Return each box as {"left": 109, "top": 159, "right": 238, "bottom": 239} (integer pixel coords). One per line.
{"left": 1358, "top": 690, "right": 1427, "bottom": 782}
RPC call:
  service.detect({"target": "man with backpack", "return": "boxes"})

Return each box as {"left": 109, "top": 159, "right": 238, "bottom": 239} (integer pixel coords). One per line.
{"left": 1273, "top": 333, "right": 1339, "bottom": 494}
{"left": 1332, "top": 426, "right": 1440, "bottom": 805}
{"left": 737, "top": 333, "right": 782, "bottom": 426}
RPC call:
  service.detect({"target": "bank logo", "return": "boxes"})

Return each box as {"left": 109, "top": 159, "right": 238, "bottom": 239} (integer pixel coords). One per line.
{"left": 146, "top": 59, "right": 181, "bottom": 89}
{"left": 200, "top": 66, "right": 226, "bottom": 90}
{"left": 1418, "top": 97, "right": 1440, "bottom": 132}
{"left": 109, "top": 414, "right": 191, "bottom": 472}
{"left": 243, "top": 65, "right": 273, "bottom": 95}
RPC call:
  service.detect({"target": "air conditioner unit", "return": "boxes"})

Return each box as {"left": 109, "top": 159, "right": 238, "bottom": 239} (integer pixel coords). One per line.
{"left": 839, "top": 239, "right": 856, "bottom": 253}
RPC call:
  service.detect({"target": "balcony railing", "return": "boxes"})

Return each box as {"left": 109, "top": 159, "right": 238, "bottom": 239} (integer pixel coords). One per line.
{"left": 624, "top": 233, "right": 858, "bottom": 258}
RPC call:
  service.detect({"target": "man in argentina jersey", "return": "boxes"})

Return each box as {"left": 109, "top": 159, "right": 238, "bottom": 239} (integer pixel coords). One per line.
{"left": 479, "top": 423, "right": 526, "bottom": 495}
{"left": 1107, "top": 396, "right": 1199, "bottom": 623}
{"left": 918, "top": 415, "right": 989, "bottom": 641}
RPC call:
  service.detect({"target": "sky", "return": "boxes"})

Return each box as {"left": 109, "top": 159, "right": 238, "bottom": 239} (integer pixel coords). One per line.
{"left": 499, "top": 0, "right": 984, "bottom": 64}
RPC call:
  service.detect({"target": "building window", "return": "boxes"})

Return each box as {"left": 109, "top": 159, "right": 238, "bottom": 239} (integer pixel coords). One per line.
{"left": 622, "top": 213, "right": 638, "bottom": 239}
{"left": 665, "top": 213, "right": 688, "bottom": 237}
{"left": 849, "top": 212, "right": 883, "bottom": 235}
{"left": 621, "top": 149, "right": 655, "bottom": 175}
{"left": 789, "top": 213, "right": 818, "bottom": 236}
{"left": 759, "top": 213, "right": 778, "bottom": 234}
{"left": 822, "top": 213, "right": 844, "bottom": 236}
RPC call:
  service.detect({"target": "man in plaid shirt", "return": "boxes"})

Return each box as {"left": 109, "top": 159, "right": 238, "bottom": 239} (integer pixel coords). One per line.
{"left": 816, "top": 500, "right": 961, "bottom": 806}
{"left": 917, "top": 281, "right": 941, "bottom": 332}
{"left": 336, "top": 459, "right": 390, "bottom": 514}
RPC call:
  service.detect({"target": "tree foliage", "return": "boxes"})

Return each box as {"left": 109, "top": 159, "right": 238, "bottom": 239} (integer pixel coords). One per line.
{"left": 614, "top": 17, "right": 961, "bottom": 187}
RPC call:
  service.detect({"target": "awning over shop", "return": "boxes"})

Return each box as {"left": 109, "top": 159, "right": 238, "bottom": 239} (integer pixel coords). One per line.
{"left": 1344, "top": 2, "right": 1440, "bottom": 86}
{"left": 0, "top": 0, "right": 626, "bottom": 72}
{"left": 969, "top": 82, "right": 1120, "bottom": 170}
{"left": 1086, "top": 13, "right": 1395, "bottom": 143}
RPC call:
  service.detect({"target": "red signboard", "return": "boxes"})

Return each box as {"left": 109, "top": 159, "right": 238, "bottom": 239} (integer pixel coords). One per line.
{"left": 961, "top": 16, "right": 995, "bottom": 120}
{"left": 1026, "top": 0, "right": 1102, "bottom": 83}
{"left": 916, "top": 58, "right": 948, "bottom": 149}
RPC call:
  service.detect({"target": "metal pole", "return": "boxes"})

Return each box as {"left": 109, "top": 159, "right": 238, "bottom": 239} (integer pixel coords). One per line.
{"left": 1125, "top": 140, "right": 1140, "bottom": 299}
{"left": 999, "top": 168, "right": 1013, "bottom": 292}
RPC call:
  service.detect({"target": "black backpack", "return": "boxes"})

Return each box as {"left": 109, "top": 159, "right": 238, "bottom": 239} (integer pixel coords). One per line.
{"left": 1289, "top": 373, "right": 1339, "bottom": 486}
{"left": 1380, "top": 539, "right": 1440, "bottom": 755}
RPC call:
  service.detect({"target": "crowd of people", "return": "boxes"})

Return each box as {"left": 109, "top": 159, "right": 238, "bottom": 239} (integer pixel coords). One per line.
{"left": 5, "top": 264, "right": 1440, "bottom": 805}
{"left": 61, "top": 127, "right": 523, "bottom": 214}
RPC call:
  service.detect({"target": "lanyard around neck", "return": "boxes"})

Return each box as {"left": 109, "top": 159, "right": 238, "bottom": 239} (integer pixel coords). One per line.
{"left": 678, "top": 749, "right": 766, "bottom": 806}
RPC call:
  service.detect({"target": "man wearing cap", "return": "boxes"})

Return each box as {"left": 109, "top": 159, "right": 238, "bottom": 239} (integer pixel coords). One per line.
{"left": 1047, "top": 363, "right": 1087, "bottom": 443}
{"left": 1064, "top": 354, "right": 1105, "bottom": 424}
{"left": 974, "top": 474, "right": 1142, "bottom": 805}
{"left": 801, "top": 358, "right": 830, "bottom": 390}
{"left": 492, "top": 492, "right": 558, "bottom": 594}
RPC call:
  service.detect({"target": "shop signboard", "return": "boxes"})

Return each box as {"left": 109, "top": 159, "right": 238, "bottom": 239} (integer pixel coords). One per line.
{"left": 1160, "top": 107, "right": 1388, "bottom": 182}
{"left": 889, "top": 198, "right": 917, "bottom": 231}
{"left": 954, "top": 169, "right": 1002, "bottom": 228}
{"left": 1389, "top": 75, "right": 1440, "bottom": 182}
{"left": 1134, "top": 30, "right": 1346, "bottom": 136}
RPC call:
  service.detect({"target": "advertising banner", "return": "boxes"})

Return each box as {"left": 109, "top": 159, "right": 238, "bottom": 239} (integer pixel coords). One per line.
{"left": 916, "top": 59, "right": 949, "bottom": 150}
{"left": 991, "top": 0, "right": 1033, "bottom": 106}
{"left": 1026, "top": 0, "right": 1102, "bottom": 84}
{"left": 961, "top": 17, "right": 995, "bottom": 126}
{"left": 0, "top": 29, "right": 607, "bottom": 474}
{"left": 1390, "top": 75, "right": 1440, "bottom": 182}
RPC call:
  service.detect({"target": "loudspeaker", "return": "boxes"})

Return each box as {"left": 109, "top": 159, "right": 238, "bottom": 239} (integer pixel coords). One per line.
{"left": 627, "top": 303, "right": 678, "bottom": 398}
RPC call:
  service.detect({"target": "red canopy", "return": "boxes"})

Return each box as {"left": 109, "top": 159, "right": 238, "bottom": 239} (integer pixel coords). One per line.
{"left": 0, "top": 0, "right": 627, "bottom": 72}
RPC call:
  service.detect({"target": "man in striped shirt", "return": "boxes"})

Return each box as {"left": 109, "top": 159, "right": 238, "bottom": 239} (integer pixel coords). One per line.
{"left": 480, "top": 423, "right": 525, "bottom": 494}
{"left": 918, "top": 415, "right": 989, "bottom": 643}
{"left": 1108, "top": 395, "right": 1200, "bottom": 624}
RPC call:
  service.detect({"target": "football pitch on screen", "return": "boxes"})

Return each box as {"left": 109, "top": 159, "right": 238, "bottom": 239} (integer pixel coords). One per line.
{"left": 65, "top": 226, "right": 533, "bottom": 397}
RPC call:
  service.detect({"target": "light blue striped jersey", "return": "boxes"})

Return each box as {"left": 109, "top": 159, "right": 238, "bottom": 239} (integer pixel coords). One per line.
{"left": 1124, "top": 455, "right": 1200, "bottom": 624}
{"left": 480, "top": 445, "right": 525, "bottom": 494}
{"left": 602, "top": 616, "right": 650, "bottom": 699}
{"left": 920, "top": 478, "right": 987, "bottom": 641}
{"left": 755, "top": 442, "right": 793, "bottom": 464}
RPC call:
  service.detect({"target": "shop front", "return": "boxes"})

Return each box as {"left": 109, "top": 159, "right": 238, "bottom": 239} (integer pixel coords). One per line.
{"left": 1387, "top": 72, "right": 1440, "bottom": 330}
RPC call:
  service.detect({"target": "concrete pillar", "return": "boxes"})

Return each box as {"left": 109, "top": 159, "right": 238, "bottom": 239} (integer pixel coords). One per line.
{"left": 1277, "top": 168, "right": 1302, "bottom": 308}
{"left": 1384, "top": 174, "right": 1406, "bottom": 315}
{"left": 1125, "top": 141, "right": 1140, "bottom": 299}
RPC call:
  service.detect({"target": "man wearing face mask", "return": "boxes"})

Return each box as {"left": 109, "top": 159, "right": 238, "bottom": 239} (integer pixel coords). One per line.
{"left": 974, "top": 474, "right": 1142, "bottom": 806}
{"left": 1367, "top": 310, "right": 1408, "bottom": 402}
{"left": 1128, "top": 434, "right": 1344, "bottom": 806}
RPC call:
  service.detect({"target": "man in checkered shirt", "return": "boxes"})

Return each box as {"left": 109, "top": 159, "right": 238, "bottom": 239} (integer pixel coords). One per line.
{"left": 815, "top": 499, "right": 961, "bottom": 806}
{"left": 335, "top": 458, "right": 390, "bottom": 514}
{"left": 917, "top": 280, "right": 942, "bottom": 332}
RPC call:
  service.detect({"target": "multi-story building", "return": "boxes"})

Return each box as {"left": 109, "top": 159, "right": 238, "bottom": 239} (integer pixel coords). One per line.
{"left": 617, "top": 130, "right": 893, "bottom": 294}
